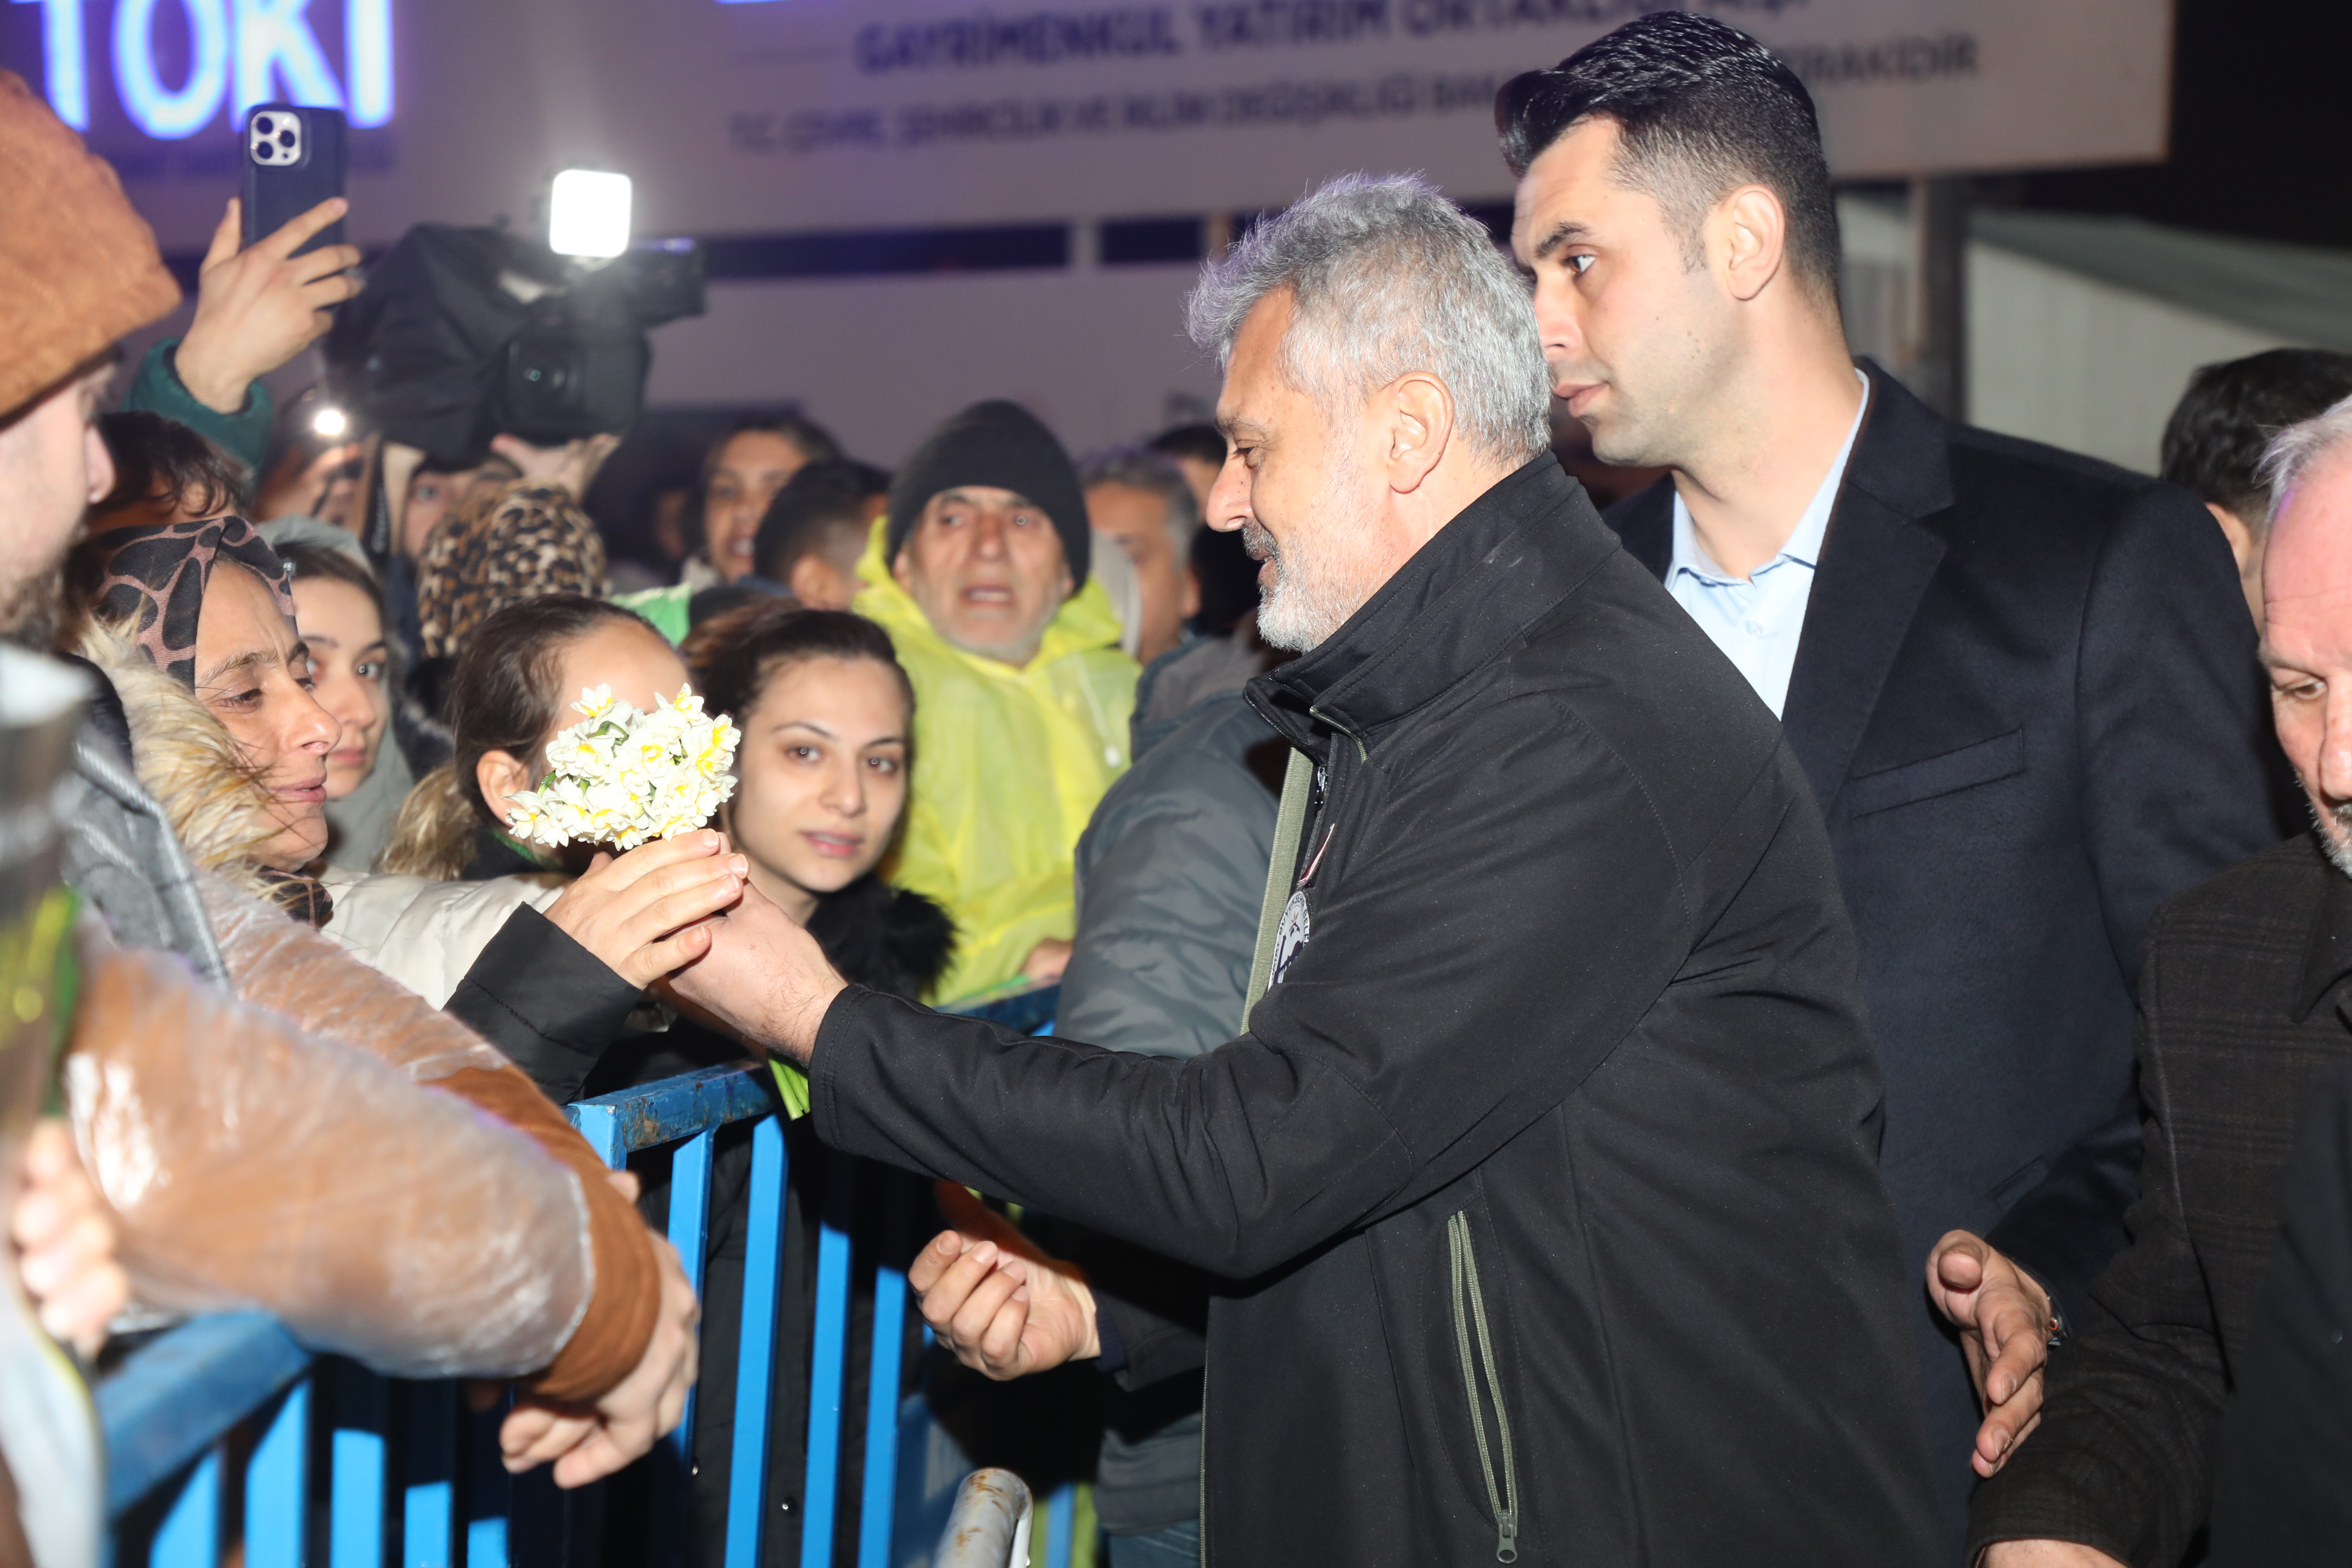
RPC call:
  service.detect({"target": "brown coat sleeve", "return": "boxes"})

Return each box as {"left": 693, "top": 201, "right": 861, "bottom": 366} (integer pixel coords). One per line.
{"left": 71, "top": 945, "right": 599, "bottom": 1379}
{"left": 434, "top": 1065, "right": 659, "bottom": 1403}
{"left": 180, "top": 875, "right": 663, "bottom": 1399}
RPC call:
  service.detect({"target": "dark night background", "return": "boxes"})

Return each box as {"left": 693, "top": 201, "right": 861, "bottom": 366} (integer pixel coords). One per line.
{"left": 1999, "top": 0, "right": 2352, "bottom": 250}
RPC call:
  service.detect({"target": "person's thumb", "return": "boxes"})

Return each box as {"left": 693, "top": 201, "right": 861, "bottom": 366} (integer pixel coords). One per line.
{"left": 204, "top": 199, "right": 242, "bottom": 271}
{"left": 1933, "top": 1237, "right": 1988, "bottom": 1294}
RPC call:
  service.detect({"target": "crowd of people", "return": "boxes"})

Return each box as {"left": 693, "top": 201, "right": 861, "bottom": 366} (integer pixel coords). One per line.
{"left": 11, "top": 8, "right": 2352, "bottom": 1568}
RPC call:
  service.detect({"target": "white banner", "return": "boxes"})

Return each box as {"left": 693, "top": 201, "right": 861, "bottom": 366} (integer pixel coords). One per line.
{"left": 7, "top": 0, "right": 2172, "bottom": 250}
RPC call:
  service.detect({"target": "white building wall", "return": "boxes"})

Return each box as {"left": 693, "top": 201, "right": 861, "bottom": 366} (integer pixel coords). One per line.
{"left": 643, "top": 259, "right": 1223, "bottom": 466}
{"left": 1838, "top": 197, "right": 2293, "bottom": 476}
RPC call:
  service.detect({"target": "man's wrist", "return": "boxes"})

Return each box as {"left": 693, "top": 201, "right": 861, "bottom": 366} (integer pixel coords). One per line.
{"left": 1077, "top": 1280, "right": 1106, "bottom": 1364}
{"left": 768, "top": 976, "right": 846, "bottom": 1068}
{"left": 169, "top": 337, "right": 254, "bottom": 415}
{"left": 2009, "top": 1260, "right": 2063, "bottom": 1345}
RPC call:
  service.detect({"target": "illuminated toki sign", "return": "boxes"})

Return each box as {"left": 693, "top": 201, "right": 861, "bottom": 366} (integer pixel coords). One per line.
{"left": 11, "top": 0, "right": 390, "bottom": 137}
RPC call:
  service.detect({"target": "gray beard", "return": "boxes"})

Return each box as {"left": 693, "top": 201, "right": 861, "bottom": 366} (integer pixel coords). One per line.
{"left": 2315, "top": 802, "right": 2352, "bottom": 881}
{"left": 1248, "top": 509, "right": 1389, "bottom": 654}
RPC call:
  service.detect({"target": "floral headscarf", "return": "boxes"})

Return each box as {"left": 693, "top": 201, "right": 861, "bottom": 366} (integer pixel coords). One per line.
{"left": 82, "top": 515, "right": 296, "bottom": 687}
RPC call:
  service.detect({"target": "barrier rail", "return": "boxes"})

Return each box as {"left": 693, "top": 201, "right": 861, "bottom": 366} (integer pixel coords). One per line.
{"left": 94, "top": 986, "right": 1082, "bottom": 1568}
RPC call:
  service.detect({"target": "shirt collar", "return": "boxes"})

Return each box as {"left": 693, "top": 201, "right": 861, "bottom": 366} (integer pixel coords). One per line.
{"left": 1669, "top": 368, "right": 1871, "bottom": 585}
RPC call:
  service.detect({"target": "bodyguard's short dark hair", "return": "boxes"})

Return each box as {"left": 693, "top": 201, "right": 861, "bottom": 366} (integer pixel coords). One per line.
{"left": 754, "top": 458, "right": 889, "bottom": 580}
{"left": 2162, "top": 349, "right": 2352, "bottom": 532}
{"left": 1496, "top": 12, "right": 1842, "bottom": 307}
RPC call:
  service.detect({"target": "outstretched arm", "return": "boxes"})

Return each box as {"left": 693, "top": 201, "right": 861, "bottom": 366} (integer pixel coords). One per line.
{"left": 677, "top": 696, "right": 1704, "bottom": 1281}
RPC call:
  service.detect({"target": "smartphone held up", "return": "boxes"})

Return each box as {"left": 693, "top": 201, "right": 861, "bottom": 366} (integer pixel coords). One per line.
{"left": 242, "top": 105, "right": 347, "bottom": 254}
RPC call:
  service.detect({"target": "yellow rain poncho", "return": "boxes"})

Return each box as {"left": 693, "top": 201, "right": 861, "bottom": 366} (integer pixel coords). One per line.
{"left": 853, "top": 519, "right": 1139, "bottom": 1003}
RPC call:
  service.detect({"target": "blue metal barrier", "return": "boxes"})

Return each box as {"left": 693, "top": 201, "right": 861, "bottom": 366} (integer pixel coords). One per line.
{"left": 96, "top": 985, "right": 1078, "bottom": 1568}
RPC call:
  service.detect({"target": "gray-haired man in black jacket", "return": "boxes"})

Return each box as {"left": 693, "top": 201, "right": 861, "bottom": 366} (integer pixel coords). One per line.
{"left": 673, "top": 170, "right": 1938, "bottom": 1566}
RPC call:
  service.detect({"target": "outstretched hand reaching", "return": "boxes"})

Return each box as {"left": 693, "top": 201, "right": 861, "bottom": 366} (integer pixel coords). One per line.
{"left": 1926, "top": 1229, "right": 2056, "bottom": 1476}
{"left": 908, "top": 1181, "right": 1099, "bottom": 1382}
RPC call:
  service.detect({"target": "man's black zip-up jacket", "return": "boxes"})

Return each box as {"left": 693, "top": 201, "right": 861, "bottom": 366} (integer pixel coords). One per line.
{"left": 812, "top": 457, "right": 1940, "bottom": 1565}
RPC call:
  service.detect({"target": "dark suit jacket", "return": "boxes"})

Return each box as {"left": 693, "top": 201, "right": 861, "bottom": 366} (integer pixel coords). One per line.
{"left": 1605, "top": 364, "right": 2287, "bottom": 1536}
{"left": 1972, "top": 834, "right": 2352, "bottom": 1566}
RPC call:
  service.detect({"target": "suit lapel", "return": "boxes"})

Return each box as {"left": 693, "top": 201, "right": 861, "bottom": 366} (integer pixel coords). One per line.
{"left": 1780, "top": 365, "right": 1956, "bottom": 813}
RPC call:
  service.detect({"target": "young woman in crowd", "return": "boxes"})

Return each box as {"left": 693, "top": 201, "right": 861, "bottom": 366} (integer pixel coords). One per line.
{"left": 326, "top": 595, "right": 740, "bottom": 1050}
{"left": 684, "top": 600, "right": 954, "bottom": 1000}
{"left": 351, "top": 597, "right": 949, "bottom": 1563}
{"left": 267, "top": 533, "right": 415, "bottom": 870}
{"left": 682, "top": 413, "right": 840, "bottom": 589}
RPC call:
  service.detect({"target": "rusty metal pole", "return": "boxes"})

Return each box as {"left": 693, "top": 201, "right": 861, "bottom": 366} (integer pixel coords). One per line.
{"left": 1909, "top": 175, "right": 1969, "bottom": 422}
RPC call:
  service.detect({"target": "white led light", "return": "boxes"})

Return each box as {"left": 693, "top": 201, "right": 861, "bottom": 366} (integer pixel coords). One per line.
{"left": 312, "top": 405, "right": 348, "bottom": 438}
{"left": 550, "top": 169, "right": 632, "bottom": 260}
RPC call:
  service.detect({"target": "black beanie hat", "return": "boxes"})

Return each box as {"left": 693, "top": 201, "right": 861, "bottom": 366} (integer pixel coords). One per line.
{"left": 886, "top": 400, "right": 1091, "bottom": 587}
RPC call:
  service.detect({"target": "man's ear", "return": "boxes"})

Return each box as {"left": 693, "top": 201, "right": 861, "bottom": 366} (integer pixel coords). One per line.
{"left": 1716, "top": 184, "right": 1787, "bottom": 304}
{"left": 475, "top": 748, "right": 532, "bottom": 826}
{"left": 1382, "top": 372, "right": 1454, "bottom": 495}
{"left": 1179, "top": 562, "right": 1202, "bottom": 621}
{"left": 2207, "top": 500, "right": 2261, "bottom": 580}
{"left": 789, "top": 554, "right": 854, "bottom": 612}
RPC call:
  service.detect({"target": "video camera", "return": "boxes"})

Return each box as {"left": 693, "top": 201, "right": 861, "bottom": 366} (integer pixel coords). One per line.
{"left": 323, "top": 213, "right": 705, "bottom": 473}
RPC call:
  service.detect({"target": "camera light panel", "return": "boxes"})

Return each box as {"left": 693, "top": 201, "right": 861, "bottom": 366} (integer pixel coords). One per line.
{"left": 550, "top": 169, "right": 633, "bottom": 260}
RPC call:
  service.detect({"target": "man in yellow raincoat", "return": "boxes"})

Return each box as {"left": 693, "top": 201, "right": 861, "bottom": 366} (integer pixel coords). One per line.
{"left": 854, "top": 400, "right": 1139, "bottom": 1002}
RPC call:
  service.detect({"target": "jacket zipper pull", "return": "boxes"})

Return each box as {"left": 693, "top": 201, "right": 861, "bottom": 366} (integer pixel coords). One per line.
{"left": 1496, "top": 1514, "right": 1519, "bottom": 1563}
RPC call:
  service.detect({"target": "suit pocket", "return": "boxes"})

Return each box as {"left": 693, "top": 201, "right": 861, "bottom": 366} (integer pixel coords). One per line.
{"left": 1846, "top": 728, "right": 2025, "bottom": 818}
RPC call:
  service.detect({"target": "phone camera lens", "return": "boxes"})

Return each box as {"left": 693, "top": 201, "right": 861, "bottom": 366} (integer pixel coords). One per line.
{"left": 278, "top": 129, "right": 297, "bottom": 148}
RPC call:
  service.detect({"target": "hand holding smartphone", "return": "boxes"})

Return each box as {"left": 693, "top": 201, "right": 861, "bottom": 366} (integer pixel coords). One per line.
{"left": 169, "top": 106, "right": 359, "bottom": 414}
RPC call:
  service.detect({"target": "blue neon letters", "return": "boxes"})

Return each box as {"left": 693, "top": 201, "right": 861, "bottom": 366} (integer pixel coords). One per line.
{"left": 13, "top": 0, "right": 391, "bottom": 134}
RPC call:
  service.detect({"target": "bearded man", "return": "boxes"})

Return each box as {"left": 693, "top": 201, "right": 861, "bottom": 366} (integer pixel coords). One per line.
{"left": 674, "top": 171, "right": 1938, "bottom": 1567}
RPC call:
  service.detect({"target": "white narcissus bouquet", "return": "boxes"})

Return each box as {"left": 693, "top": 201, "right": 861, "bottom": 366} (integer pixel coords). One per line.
{"left": 504, "top": 685, "right": 741, "bottom": 851}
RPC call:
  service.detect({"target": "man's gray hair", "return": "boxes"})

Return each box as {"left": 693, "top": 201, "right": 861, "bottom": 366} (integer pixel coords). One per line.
{"left": 1185, "top": 173, "right": 1552, "bottom": 465}
{"left": 2260, "top": 391, "right": 2352, "bottom": 518}
{"left": 1077, "top": 446, "right": 1202, "bottom": 553}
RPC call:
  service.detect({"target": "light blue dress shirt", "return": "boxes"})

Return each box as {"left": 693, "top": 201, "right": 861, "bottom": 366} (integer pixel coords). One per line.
{"left": 1667, "top": 371, "right": 1871, "bottom": 717}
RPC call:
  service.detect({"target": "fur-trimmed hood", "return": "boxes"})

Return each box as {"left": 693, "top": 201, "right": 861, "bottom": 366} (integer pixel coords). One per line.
{"left": 76, "top": 617, "right": 280, "bottom": 900}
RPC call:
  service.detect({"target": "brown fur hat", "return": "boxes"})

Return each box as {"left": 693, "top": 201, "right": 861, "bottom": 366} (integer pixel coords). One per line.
{"left": 0, "top": 71, "right": 180, "bottom": 421}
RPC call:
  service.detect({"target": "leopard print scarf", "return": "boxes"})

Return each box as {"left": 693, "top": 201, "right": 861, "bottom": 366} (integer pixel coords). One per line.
{"left": 82, "top": 514, "right": 295, "bottom": 687}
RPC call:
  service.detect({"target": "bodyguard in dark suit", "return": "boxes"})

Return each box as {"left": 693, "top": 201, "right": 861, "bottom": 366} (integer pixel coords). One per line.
{"left": 1500, "top": 16, "right": 2283, "bottom": 1549}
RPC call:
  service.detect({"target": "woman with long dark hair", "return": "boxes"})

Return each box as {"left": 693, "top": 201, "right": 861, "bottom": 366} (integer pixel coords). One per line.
{"left": 686, "top": 600, "right": 952, "bottom": 1001}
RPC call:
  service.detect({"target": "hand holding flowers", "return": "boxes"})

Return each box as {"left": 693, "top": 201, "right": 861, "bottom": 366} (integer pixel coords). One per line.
{"left": 513, "top": 687, "right": 755, "bottom": 991}
{"left": 506, "top": 685, "right": 741, "bottom": 851}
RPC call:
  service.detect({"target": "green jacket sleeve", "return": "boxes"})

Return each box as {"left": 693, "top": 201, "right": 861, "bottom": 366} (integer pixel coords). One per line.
{"left": 121, "top": 338, "right": 274, "bottom": 476}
